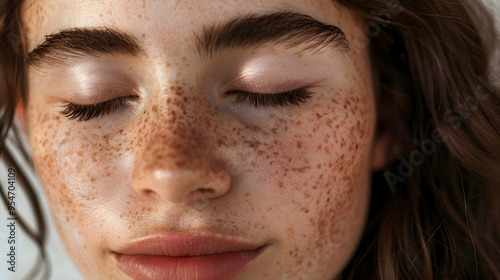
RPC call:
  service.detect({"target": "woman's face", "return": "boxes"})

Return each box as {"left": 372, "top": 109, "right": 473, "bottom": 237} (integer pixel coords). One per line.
{"left": 23, "top": 0, "right": 382, "bottom": 279}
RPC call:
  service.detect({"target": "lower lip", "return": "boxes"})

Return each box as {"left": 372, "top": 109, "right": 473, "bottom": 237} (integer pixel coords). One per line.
{"left": 114, "top": 246, "right": 267, "bottom": 280}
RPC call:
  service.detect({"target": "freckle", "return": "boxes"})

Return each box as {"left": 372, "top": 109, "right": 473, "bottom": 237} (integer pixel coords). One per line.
{"left": 326, "top": 118, "right": 333, "bottom": 127}
{"left": 296, "top": 141, "right": 302, "bottom": 149}
{"left": 77, "top": 151, "right": 83, "bottom": 156}
{"left": 245, "top": 192, "right": 250, "bottom": 197}
{"left": 278, "top": 181, "right": 284, "bottom": 189}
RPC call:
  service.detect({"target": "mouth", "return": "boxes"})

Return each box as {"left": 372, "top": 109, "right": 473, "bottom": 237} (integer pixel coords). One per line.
{"left": 112, "top": 232, "right": 270, "bottom": 280}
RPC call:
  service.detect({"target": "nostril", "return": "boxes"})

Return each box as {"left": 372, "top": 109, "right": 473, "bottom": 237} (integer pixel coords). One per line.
{"left": 200, "top": 188, "right": 215, "bottom": 195}
{"left": 182, "top": 188, "right": 215, "bottom": 208}
{"left": 141, "top": 189, "right": 159, "bottom": 199}
{"left": 198, "top": 188, "right": 216, "bottom": 199}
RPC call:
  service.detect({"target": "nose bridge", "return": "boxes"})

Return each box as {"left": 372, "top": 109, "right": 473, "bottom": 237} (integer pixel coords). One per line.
{"left": 147, "top": 82, "right": 206, "bottom": 168}
{"left": 143, "top": 118, "right": 206, "bottom": 174}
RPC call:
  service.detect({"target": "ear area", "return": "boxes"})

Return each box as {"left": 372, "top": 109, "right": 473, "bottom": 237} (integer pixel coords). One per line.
{"left": 371, "top": 132, "right": 402, "bottom": 171}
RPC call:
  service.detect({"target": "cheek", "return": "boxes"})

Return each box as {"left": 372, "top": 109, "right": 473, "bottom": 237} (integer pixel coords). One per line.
{"left": 245, "top": 86, "right": 375, "bottom": 277}
{"left": 27, "top": 101, "right": 133, "bottom": 273}
{"left": 27, "top": 106, "right": 85, "bottom": 262}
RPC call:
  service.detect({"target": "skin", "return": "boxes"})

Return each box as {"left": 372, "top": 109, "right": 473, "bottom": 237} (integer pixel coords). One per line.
{"left": 21, "top": 0, "right": 390, "bottom": 279}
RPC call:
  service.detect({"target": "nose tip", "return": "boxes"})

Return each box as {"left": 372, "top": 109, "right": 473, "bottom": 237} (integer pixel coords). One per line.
{"left": 154, "top": 169, "right": 229, "bottom": 204}
{"left": 132, "top": 162, "right": 231, "bottom": 206}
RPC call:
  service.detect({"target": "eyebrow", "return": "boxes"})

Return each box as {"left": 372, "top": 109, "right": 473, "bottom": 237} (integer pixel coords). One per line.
{"left": 27, "top": 11, "right": 350, "bottom": 68}
{"left": 196, "top": 11, "right": 350, "bottom": 58}
{"left": 27, "top": 27, "right": 145, "bottom": 67}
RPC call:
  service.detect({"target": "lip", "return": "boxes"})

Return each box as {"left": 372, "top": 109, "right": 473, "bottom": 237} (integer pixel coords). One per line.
{"left": 112, "top": 232, "right": 269, "bottom": 280}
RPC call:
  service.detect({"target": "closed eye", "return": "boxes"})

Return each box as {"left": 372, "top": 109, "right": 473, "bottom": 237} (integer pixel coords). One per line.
{"left": 227, "top": 88, "right": 313, "bottom": 108}
{"left": 60, "top": 96, "right": 138, "bottom": 122}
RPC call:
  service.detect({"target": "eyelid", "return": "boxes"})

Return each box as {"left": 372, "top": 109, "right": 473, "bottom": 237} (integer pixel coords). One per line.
{"left": 64, "top": 61, "right": 142, "bottom": 103}
{"left": 69, "top": 85, "right": 140, "bottom": 105}
{"left": 222, "top": 74, "right": 308, "bottom": 96}
{"left": 218, "top": 54, "right": 311, "bottom": 93}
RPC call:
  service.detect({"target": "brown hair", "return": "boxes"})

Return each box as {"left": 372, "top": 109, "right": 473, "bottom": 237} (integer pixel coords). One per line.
{"left": 0, "top": 0, "right": 48, "bottom": 279}
{"left": 0, "top": 0, "right": 499, "bottom": 279}
{"left": 336, "top": 0, "right": 500, "bottom": 279}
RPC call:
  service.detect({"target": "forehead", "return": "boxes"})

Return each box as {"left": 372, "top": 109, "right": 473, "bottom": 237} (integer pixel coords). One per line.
{"left": 22, "top": 0, "right": 351, "bottom": 52}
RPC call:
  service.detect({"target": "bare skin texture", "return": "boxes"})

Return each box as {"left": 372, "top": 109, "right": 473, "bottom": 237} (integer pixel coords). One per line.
{"left": 21, "top": 0, "right": 390, "bottom": 279}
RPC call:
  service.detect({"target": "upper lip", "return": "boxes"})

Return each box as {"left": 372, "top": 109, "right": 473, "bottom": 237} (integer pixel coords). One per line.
{"left": 113, "top": 232, "right": 266, "bottom": 257}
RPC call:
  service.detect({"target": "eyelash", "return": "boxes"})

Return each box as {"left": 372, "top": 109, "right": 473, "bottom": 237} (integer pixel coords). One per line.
{"left": 228, "top": 88, "right": 313, "bottom": 108}
{"left": 60, "top": 88, "right": 313, "bottom": 122}
{"left": 60, "top": 96, "right": 137, "bottom": 122}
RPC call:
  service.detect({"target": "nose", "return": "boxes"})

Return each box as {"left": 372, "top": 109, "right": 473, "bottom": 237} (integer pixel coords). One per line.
{"left": 131, "top": 106, "right": 231, "bottom": 206}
